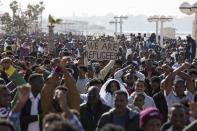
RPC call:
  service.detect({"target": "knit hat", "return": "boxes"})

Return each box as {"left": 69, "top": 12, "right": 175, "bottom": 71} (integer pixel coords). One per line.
{"left": 140, "top": 108, "right": 163, "bottom": 129}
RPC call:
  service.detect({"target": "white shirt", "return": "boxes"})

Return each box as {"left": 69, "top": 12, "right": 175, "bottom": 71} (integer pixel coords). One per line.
{"left": 165, "top": 90, "right": 194, "bottom": 109}
{"left": 76, "top": 78, "right": 90, "bottom": 94}
{"left": 27, "top": 92, "right": 40, "bottom": 131}
{"left": 129, "top": 92, "right": 156, "bottom": 109}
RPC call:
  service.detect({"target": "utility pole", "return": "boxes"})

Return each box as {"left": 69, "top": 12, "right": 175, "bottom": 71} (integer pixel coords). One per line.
{"left": 109, "top": 17, "right": 119, "bottom": 35}
{"left": 109, "top": 15, "right": 128, "bottom": 35}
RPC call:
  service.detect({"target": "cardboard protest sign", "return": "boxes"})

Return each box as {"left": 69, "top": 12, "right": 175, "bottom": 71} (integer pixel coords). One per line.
{"left": 86, "top": 40, "right": 119, "bottom": 60}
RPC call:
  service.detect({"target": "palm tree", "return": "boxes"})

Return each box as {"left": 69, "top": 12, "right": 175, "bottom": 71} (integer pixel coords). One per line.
{"left": 48, "top": 14, "right": 62, "bottom": 54}
{"left": 48, "top": 14, "right": 62, "bottom": 26}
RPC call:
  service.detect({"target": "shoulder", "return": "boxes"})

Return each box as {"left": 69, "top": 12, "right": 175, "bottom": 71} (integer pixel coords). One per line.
{"left": 101, "top": 108, "right": 114, "bottom": 117}
{"left": 127, "top": 108, "right": 139, "bottom": 120}
{"left": 80, "top": 103, "right": 87, "bottom": 110}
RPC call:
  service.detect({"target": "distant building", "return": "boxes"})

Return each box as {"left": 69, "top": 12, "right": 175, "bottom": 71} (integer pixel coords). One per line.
{"left": 163, "top": 27, "right": 176, "bottom": 39}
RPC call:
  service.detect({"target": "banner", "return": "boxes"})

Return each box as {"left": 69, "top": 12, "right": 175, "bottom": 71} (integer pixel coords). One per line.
{"left": 86, "top": 40, "right": 119, "bottom": 60}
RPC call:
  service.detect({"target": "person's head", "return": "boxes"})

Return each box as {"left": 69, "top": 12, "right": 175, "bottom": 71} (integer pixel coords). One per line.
{"left": 161, "top": 64, "right": 173, "bottom": 75}
{"left": 85, "top": 79, "right": 103, "bottom": 92}
{"left": 135, "top": 79, "right": 146, "bottom": 93}
{"left": 140, "top": 108, "right": 163, "bottom": 131}
{"left": 87, "top": 65, "right": 94, "bottom": 78}
{"left": 28, "top": 73, "right": 44, "bottom": 94}
{"left": 127, "top": 53, "right": 133, "bottom": 62}
{"left": 62, "top": 56, "right": 72, "bottom": 65}
{"left": 78, "top": 66, "right": 87, "bottom": 78}
{"left": 169, "top": 104, "right": 186, "bottom": 130}
{"left": 43, "top": 113, "right": 64, "bottom": 131}
{"left": 47, "top": 121, "right": 77, "bottom": 131}
{"left": 114, "top": 91, "right": 128, "bottom": 112}
{"left": 105, "top": 80, "right": 120, "bottom": 95}
{"left": 0, "top": 85, "right": 11, "bottom": 107}
{"left": 0, "top": 119, "right": 14, "bottom": 131}
{"left": 124, "top": 72, "right": 135, "bottom": 86}
{"left": 43, "top": 59, "right": 51, "bottom": 70}
{"left": 92, "top": 62, "right": 101, "bottom": 73}
{"left": 1, "top": 57, "right": 12, "bottom": 69}
{"left": 99, "top": 124, "right": 125, "bottom": 131}
{"left": 133, "top": 93, "right": 145, "bottom": 109}
{"left": 87, "top": 86, "right": 100, "bottom": 105}
{"left": 176, "top": 53, "right": 184, "bottom": 63}
{"left": 173, "top": 78, "right": 185, "bottom": 97}
{"left": 51, "top": 58, "right": 61, "bottom": 68}
{"left": 145, "top": 59, "right": 153, "bottom": 69}
{"left": 53, "top": 86, "right": 68, "bottom": 113}
{"left": 150, "top": 76, "right": 161, "bottom": 91}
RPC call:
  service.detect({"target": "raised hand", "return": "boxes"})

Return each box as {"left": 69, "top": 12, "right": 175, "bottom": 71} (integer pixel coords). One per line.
{"left": 189, "top": 102, "right": 197, "bottom": 118}
{"left": 17, "top": 84, "right": 30, "bottom": 104}
{"left": 54, "top": 89, "right": 68, "bottom": 112}
{"left": 182, "top": 62, "right": 191, "bottom": 69}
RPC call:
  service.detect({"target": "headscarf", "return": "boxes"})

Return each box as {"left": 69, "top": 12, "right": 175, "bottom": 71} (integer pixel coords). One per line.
{"left": 99, "top": 79, "right": 128, "bottom": 107}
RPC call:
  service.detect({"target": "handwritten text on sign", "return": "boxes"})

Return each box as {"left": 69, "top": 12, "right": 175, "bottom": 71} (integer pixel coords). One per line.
{"left": 86, "top": 41, "right": 119, "bottom": 60}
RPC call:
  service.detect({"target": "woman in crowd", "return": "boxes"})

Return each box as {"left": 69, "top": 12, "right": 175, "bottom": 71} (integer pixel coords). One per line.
{"left": 99, "top": 79, "right": 128, "bottom": 107}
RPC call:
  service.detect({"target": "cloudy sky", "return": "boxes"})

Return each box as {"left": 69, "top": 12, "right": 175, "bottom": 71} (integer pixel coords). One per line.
{"left": 1, "top": 0, "right": 197, "bottom": 17}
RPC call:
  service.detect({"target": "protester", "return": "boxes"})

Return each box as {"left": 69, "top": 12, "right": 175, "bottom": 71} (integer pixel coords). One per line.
{"left": 96, "top": 90, "right": 139, "bottom": 131}
{"left": 129, "top": 79, "right": 156, "bottom": 109}
{"left": 99, "top": 79, "right": 128, "bottom": 107}
{"left": 0, "top": 30, "right": 196, "bottom": 131}
{"left": 161, "top": 104, "right": 186, "bottom": 131}
{"left": 0, "top": 119, "right": 15, "bottom": 131}
{"left": 140, "top": 108, "right": 163, "bottom": 131}
{"left": 80, "top": 86, "right": 110, "bottom": 131}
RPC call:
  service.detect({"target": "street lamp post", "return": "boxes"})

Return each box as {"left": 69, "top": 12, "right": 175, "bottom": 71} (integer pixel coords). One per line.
{"left": 160, "top": 16, "right": 173, "bottom": 47}
{"left": 179, "top": 2, "right": 197, "bottom": 43}
{"left": 148, "top": 15, "right": 159, "bottom": 44}
{"left": 109, "top": 18, "right": 119, "bottom": 35}
{"left": 147, "top": 15, "right": 172, "bottom": 47}
{"left": 118, "top": 16, "right": 128, "bottom": 34}
{"left": 110, "top": 16, "right": 128, "bottom": 35}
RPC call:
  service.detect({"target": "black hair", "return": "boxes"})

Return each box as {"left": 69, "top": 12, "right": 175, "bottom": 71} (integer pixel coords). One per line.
{"left": 135, "top": 79, "right": 145, "bottom": 86}
{"left": 44, "top": 59, "right": 51, "bottom": 65}
{"left": 173, "top": 77, "right": 185, "bottom": 85}
{"left": 114, "top": 90, "right": 128, "bottom": 99}
{"left": 115, "top": 59, "right": 122, "bottom": 66}
{"left": 0, "top": 119, "right": 14, "bottom": 131}
{"left": 105, "top": 80, "right": 120, "bottom": 94}
{"left": 88, "top": 79, "right": 103, "bottom": 87}
{"left": 43, "top": 113, "right": 64, "bottom": 126}
{"left": 151, "top": 76, "right": 161, "bottom": 83}
{"left": 28, "top": 73, "right": 43, "bottom": 83}
{"left": 79, "top": 66, "right": 88, "bottom": 72}
{"left": 99, "top": 124, "right": 125, "bottom": 131}
{"left": 56, "top": 85, "right": 68, "bottom": 92}
{"left": 134, "top": 93, "right": 145, "bottom": 100}
{"left": 36, "top": 58, "right": 43, "bottom": 65}
{"left": 47, "top": 121, "right": 77, "bottom": 131}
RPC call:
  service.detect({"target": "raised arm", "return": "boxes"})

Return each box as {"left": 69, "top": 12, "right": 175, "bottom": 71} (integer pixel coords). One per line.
{"left": 41, "top": 76, "right": 60, "bottom": 116}
{"left": 60, "top": 61, "right": 80, "bottom": 112}
{"left": 99, "top": 60, "right": 115, "bottom": 80}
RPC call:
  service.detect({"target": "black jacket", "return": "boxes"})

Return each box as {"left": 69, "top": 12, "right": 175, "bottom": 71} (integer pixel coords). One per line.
{"left": 96, "top": 108, "right": 139, "bottom": 131}
{"left": 80, "top": 100, "right": 110, "bottom": 131}
{"left": 20, "top": 99, "right": 42, "bottom": 131}
{"left": 153, "top": 91, "right": 168, "bottom": 122}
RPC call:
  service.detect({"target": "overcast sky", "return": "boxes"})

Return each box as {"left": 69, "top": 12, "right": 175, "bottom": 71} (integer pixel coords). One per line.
{"left": 1, "top": 0, "right": 197, "bottom": 17}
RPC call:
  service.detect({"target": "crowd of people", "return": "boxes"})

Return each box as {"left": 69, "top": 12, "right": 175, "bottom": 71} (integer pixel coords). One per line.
{"left": 0, "top": 32, "right": 197, "bottom": 131}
